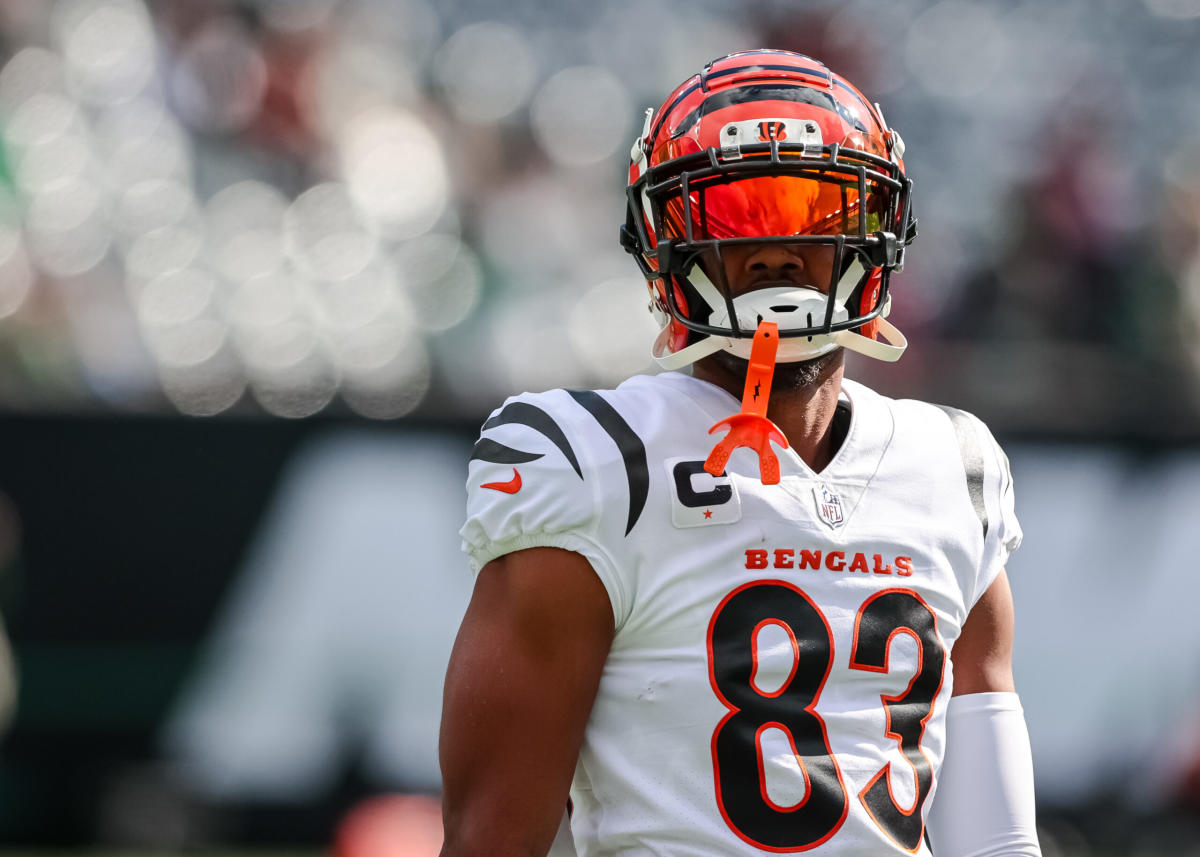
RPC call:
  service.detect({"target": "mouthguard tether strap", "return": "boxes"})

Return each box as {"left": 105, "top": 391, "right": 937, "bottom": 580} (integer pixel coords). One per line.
{"left": 704, "top": 320, "right": 790, "bottom": 484}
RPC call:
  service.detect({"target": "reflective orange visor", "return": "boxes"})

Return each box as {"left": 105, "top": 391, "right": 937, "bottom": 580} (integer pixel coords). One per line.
{"left": 662, "top": 175, "right": 886, "bottom": 242}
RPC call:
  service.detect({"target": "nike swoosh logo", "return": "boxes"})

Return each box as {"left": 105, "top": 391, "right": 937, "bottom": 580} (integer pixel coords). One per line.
{"left": 481, "top": 468, "right": 522, "bottom": 494}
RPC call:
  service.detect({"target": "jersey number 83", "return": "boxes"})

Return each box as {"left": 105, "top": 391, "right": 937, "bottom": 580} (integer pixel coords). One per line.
{"left": 707, "top": 580, "right": 945, "bottom": 852}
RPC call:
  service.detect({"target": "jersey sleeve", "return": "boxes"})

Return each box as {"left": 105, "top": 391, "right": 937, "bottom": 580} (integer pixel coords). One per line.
{"left": 970, "top": 412, "right": 1022, "bottom": 605}
{"left": 459, "top": 391, "right": 630, "bottom": 623}
{"left": 933, "top": 402, "right": 1022, "bottom": 609}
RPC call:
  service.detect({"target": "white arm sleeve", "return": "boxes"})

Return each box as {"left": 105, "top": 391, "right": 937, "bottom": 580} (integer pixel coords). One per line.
{"left": 926, "top": 692, "right": 1042, "bottom": 857}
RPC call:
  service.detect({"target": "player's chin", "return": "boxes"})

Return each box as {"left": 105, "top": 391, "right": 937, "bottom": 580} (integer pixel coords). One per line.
{"left": 710, "top": 348, "right": 841, "bottom": 391}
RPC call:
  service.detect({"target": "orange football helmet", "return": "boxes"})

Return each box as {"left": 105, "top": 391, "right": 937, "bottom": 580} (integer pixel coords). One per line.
{"left": 621, "top": 50, "right": 916, "bottom": 368}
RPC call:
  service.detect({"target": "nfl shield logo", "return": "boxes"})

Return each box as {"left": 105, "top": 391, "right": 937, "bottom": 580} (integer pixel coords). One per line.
{"left": 812, "top": 484, "right": 845, "bottom": 530}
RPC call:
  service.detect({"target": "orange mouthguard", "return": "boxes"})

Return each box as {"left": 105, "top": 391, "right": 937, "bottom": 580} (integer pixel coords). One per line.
{"left": 704, "top": 320, "right": 790, "bottom": 484}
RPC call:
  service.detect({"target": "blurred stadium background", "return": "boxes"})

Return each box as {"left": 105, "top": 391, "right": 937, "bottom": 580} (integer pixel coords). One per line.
{"left": 1, "top": 0, "right": 1200, "bottom": 853}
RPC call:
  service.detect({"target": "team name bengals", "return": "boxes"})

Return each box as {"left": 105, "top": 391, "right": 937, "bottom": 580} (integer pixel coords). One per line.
{"left": 745, "top": 548, "right": 913, "bottom": 576}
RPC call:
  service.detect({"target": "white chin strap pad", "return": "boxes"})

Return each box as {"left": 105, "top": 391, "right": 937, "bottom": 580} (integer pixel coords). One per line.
{"left": 651, "top": 260, "right": 907, "bottom": 369}
{"left": 833, "top": 314, "right": 906, "bottom": 362}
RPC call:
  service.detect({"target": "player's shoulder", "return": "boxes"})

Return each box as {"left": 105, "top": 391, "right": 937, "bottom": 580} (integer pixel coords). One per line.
{"left": 467, "top": 379, "right": 667, "bottom": 510}
{"left": 606, "top": 371, "right": 741, "bottom": 442}
{"left": 466, "top": 373, "right": 703, "bottom": 525}
{"left": 462, "top": 382, "right": 662, "bottom": 581}
{"left": 477, "top": 372, "right": 704, "bottom": 448}
{"left": 867, "top": 383, "right": 1014, "bottom": 511}
{"left": 474, "top": 387, "right": 589, "bottom": 460}
{"left": 851, "top": 379, "right": 1005, "bottom": 456}
{"left": 471, "top": 381, "right": 656, "bottom": 472}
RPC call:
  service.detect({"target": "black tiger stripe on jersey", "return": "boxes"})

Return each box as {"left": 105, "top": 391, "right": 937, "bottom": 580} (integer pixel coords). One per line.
{"left": 469, "top": 438, "right": 545, "bottom": 466}
{"left": 483, "top": 401, "right": 583, "bottom": 478}
{"left": 936, "top": 405, "right": 988, "bottom": 539}
{"left": 568, "top": 390, "right": 649, "bottom": 536}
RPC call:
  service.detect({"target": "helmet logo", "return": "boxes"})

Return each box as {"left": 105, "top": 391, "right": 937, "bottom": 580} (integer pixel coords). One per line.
{"left": 719, "top": 119, "right": 822, "bottom": 152}
{"left": 757, "top": 121, "right": 787, "bottom": 142}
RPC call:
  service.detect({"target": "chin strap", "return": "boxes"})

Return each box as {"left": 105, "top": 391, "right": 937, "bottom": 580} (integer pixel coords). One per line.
{"left": 704, "top": 320, "right": 790, "bottom": 485}
{"left": 825, "top": 260, "right": 907, "bottom": 362}
{"left": 652, "top": 260, "right": 907, "bottom": 369}
{"left": 832, "top": 304, "right": 907, "bottom": 361}
{"left": 652, "top": 325, "right": 727, "bottom": 369}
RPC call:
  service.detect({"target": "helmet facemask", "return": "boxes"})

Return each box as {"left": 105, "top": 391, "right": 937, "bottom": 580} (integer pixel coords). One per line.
{"left": 625, "top": 134, "right": 914, "bottom": 369}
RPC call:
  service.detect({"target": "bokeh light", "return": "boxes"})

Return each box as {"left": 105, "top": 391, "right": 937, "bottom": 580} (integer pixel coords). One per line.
{"left": 307, "top": 258, "right": 401, "bottom": 329}
{"left": 93, "top": 98, "right": 193, "bottom": 187}
{"left": 329, "top": 317, "right": 412, "bottom": 374}
{"left": 306, "top": 36, "right": 421, "bottom": 137}
{"left": 491, "top": 290, "right": 585, "bottom": 392}
{"left": 170, "top": 17, "right": 267, "bottom": 133}
{"left": 395, "top": 233, "right": 482, "bottom": 332}
{"left": 567, "top": 275, "right": 659, "bottom": 383}
{"left": 205, "top": 181, "right": 289, "bottom": 284}
{"left": 304, "top": 0, "right": 439, "bottom": 136}
{"left": 284, "top": 183, "right": 378, "bottom": 282}
{"left": 340, "top": 344, "right": 432, "bottom": 419}
{"left": 142, "top": 316, "right": 229, "bottom": 370}
{"left": 228, "top": 270, "right": 304, "bottom": 330}
{"left": 330, "top": 315, "right": 432, "bottom": 418}
{"left": 237, "top": 318, "right": 321, "bottom": 376}
{"left": 0, "top": 218, "right": 34, "bottom": 319}
{"left": 158, "top": 356, "right": 247, "bottom": 417}
{"left": 114, "top": 178, "right": 199, "bottom": 244}
{"left": 338, "top": 0, "right": 441, "bottom": 69}
{"left": 905, "top": 1, "right": 1008, "bottom": 100}
{"left": 10, "top": 128, "right": 91, "bottom": 195}
{"left": 136, "top": 268, "right": 218, "bottom": 329}
{"left": 3, "top": 91, "right": 84, "bottom": 153}
{"left": 24, "top": 175, "right": 111, "bottom": 277}
{"left": 530, "top": 66, "right": 631, "bottom": 167}
{"left": 0, "top": 47, "right": 65, "bottom": 111}
{"left": 124, "top": 221, "right": 205, "bottom": 286}
{"left": 434, "top": 22, "right": 536, "bottom": 124}
{"left": 339, "top": 107, "right": 449, "bottom": 238}
{"left": 52, "top": 0, "right": 155, "bottom": 104}
{"left": 478, "top": 173, "right": 596, "bottom": 284}
{"left": 249, "top": 351, "right": 339, "bottom": 419}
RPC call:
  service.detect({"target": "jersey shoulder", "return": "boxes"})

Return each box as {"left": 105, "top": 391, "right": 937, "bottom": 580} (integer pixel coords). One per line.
{"left": 461, "top": 387, "right": 654, "bottom": 617}
{"left": 875, "top": 387, "right": 1021, "bottom": 602}
{"left": 862, "top": 383, "right": 1011, "bottom": 485}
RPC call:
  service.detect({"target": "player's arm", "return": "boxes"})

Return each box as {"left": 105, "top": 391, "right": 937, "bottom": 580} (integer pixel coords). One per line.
{"left": 926, "top": 569, "right": 1041, "bottom": 856}
{"left": 439, "top": 546, "right": 614, "bottom": 857}
{"left": 949, "top": 567, "right": 1016, "bottom": 696}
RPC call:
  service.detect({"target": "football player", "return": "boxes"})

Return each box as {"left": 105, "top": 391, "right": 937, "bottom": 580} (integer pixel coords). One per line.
{"left": 440, "top": 50, "right": 1041, "bottom": 857}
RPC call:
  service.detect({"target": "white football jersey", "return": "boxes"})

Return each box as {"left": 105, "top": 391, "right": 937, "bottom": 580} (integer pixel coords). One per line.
{"left": 462, "top": 372, "right": 1020, "bottom": 857}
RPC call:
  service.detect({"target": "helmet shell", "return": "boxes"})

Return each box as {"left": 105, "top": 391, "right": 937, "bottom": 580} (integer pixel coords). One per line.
{"left": 622, "top": 50, "right": 914, "bottom": 365}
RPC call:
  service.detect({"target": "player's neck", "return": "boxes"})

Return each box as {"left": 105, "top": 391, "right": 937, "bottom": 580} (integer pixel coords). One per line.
{"left": 692, "top": 352, "right": 847, "bottom": 473}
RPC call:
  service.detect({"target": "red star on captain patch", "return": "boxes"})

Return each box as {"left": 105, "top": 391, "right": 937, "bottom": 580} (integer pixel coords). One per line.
{"left": 703, "top": 509, "right": 713, "bottom": 519}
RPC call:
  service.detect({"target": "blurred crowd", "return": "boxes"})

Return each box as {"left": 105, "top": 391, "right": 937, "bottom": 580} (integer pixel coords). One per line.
{"left": 0, "top": 0, "right": 1197, "bottom": 434}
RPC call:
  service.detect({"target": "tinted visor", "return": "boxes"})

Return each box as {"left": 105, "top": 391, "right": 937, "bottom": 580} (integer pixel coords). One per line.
{"left": 661, "top": 174, "right": 887, "bottom": 242}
